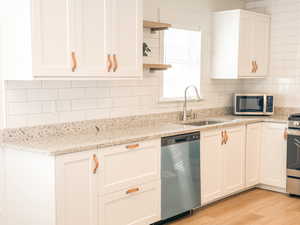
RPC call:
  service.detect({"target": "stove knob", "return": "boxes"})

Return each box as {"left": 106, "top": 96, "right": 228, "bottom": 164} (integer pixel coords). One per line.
{"left": 294, "top": 122, "right": 300, "bottom": 126}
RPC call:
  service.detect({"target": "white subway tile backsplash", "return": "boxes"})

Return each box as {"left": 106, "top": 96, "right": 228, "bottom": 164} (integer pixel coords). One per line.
{"left": 6, "top": 90, "right": 27, "bottom": 102}
{"left": 71, "top": 81, "right": 98, "bottom": 88}
{"left": 42, "top": 81, "right": 71, "bottom": 89}
{"left": 85, "top": 88, "right": 110, "bottom": 98}
{"left": 7, "top": 102, "right": 42, "bottom": 115}
{"left": 72, "top": 99, "right": 99, "bottom": 111}
{"left": 111, "top": 86, "right": 135, "bottom": 97}
{"left": 112, "top": 96, "right": 139, "bottom": 108}
{"left": 59, "top": 111, "right": 86, "bottom": 123}
{"left": 6, "top": 115, "right": 28, "bottom": 128}
{"left": 42, "top": 102, "right": 56, "bottom": 113}
{"left": 27, "top": 113, "right": 59, "bottom": 126}
{"left": 56, "top": 100, "right": 72, "bottom": 112}
{"left": 97, "top": 98, "right": 113, "bottom": 109}
{"left": 85, "top": 109, "right": 110, "bottom": 120}
{"left": 58, "top": 88, "right": 86, "bottom": 100}
{"left": 6, "top": 81, "right": 42, "bottom": 89}
{"left": 28, "top": 89, "right": 58, "bottom": 101}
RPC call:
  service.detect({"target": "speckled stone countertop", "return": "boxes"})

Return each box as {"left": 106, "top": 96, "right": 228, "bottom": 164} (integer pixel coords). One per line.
{"left": 1, "top": 115, "right": 288, "bottom": 156}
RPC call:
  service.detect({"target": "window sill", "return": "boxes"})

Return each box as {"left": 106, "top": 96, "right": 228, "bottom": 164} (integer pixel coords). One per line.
{"left": 158, "top": 97, "right": 204, "bottom": 104}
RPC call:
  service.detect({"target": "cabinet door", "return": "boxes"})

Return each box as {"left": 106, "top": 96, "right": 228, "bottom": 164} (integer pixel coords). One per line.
{"left": 252, "top": 15, "right": 270, "bottom": 77}
{"left": 238, "top": 12, "right": 253, "bottom": 78}
{"left": 110, "top": 0, "right": 143, "bottom": 78}
{"left": 100, "top": 140, "right": 160, "bottom": 195}
{"left": 99, "top": 181, "right": 161, "bottom": 225}
{"left": 261, "top": 123, "right": 287, "bottom": 189}
{"left": 246, "top": 123, "right": 262, "bottom": 187}
{"left": 56, "top": 151, "right": 98, "bottom": 225}
{"left": 0, "top": 147, "right": 3, "bottom": 220}
{"left": 75, "top": 0, "right": 112, "bottom": 77}
{"left": 223, "top": 126, "right": 246, "bottom": 195}
{"left": 32, "top": 0, "right": 73, "bottom": 77}
{"left": 201, "top": 129, "right": 223, "bottom": 205}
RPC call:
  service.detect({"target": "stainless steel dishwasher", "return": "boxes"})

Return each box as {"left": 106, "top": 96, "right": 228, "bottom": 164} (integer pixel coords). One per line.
{"left": 161, "top": 132, "right": 200, "bottom": 222}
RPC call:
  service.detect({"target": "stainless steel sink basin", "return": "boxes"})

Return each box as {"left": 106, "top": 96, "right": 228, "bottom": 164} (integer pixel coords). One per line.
{"left": 183, "top": 120, "right": 224, "bottom": 126}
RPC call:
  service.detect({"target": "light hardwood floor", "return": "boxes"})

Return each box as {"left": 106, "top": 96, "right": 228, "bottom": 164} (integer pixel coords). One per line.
{"left": 171, "top": 189, "right": 300, "bottom": 225}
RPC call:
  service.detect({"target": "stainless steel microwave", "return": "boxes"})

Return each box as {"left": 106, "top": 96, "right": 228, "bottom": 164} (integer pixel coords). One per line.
{"left": 234, "top": 94, "right": 274, "bottom": 116}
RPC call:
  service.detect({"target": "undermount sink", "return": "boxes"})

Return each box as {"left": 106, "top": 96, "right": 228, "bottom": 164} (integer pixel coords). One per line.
{"left": 183, "top": 120, "right": 224, "bottom": 126}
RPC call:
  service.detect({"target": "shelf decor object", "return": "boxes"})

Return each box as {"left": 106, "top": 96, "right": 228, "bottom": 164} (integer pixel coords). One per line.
{"left": 143, "top": 42, "right": 152, "bottom": 56}
{"left": 143, "top": 20, "right": 172, "bottom": 72}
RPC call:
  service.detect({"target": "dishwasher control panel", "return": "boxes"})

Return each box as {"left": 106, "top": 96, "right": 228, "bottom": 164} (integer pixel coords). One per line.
{"left": 161, "top": 132, "right": 200, "bottom": 146}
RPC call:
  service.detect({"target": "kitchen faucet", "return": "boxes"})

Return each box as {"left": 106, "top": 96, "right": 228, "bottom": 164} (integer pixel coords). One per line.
{"left": 182, "top": 85, "right": 201, "bottom": 121}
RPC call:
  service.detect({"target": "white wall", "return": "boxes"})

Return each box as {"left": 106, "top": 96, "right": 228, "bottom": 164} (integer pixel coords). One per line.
{"left": 243, "top": 0, "right": 300, "bottom": 108}
{"left": 0, "top": 81, "right": 4, "bottom": 129}
{"left": 1, "top": 0, "right": 245, "bottom": 128}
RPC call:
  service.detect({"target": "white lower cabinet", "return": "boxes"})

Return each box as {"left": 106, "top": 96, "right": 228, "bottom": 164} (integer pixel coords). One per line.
{"left": 223, "top": 126, "right": 246, "bottom": 195}
{"left": 201, "top": 128, "right": 223, "bottom": 204}
{"left": 99, "top": 140, "right": 161, "bottom": 195}
{"left": 201, "top": 125, "right": 246, "bottom": 205}
{"left": 245, "top": 123, "right": 262, "bottom": 187}
{"left": 260, "top": 123, "right": 287, "bottom": 190}
{"left": 0, "top": 147, "right": 4, "bottom": 223}
{"left": 56, "top": 150, "right": 98, "bottom": 225}
{"left": 99, "top": 181, "right": 161, "bottom": 225}
{"left": 55, "top": 139, "right": 161, "bottom": 225}
{"left": 99, "top": 140, "right": 161, "bottom": 225}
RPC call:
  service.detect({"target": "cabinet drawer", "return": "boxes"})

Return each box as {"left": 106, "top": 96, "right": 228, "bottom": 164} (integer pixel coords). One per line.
{"left": 99, "top": 181, "right": 161, "bottom": 225}
{"left": 99, "top": 139, "right": 161, "bottom": 194}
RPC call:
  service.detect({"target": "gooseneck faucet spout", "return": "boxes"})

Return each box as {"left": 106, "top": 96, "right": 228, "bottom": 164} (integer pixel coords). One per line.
{"left": 182, "top": 85, "right": 201, "bottom": 121}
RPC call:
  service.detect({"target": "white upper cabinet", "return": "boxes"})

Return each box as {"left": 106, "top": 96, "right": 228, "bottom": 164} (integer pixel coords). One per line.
{"left": 74, "top": 0, "right": 112, "bottom": 77}
{"left": 0, "top": 0, "right": 143, "bottom": 80}
{"left": 32, "top": 0, "right": 73, "bottom": 77}
{"left": 110, "top": 0, "right": 143, "bottom": 78}
{"left": 211, "top": 9, "right": 270, "bottom": 79}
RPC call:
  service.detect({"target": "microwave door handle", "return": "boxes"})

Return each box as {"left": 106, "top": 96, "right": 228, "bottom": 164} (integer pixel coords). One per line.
{"left": 263, "top": 95, "right": 267, "bottom": 113}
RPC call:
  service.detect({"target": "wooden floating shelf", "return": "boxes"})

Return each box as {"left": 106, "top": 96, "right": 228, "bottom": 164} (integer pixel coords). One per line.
{"left": 143, "top": 64, "right": 172, "bottom": 72}
{"left": 143, "top": 20, "right": 171, "bottom": 32}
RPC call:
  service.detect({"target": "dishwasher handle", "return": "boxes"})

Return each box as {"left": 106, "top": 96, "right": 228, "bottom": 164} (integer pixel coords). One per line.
{"left": 175, "top": 137, "right": 189, "bottom": 143}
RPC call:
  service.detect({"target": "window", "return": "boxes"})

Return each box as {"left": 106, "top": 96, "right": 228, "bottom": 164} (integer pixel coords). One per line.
{"left": 162, "top": 28, "right": 201, "bottom": 100}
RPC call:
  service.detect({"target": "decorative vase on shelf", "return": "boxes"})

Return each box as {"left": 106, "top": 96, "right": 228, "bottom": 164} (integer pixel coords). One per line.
{"left": 143, "top": 42, "right": 152, "bottom": 57}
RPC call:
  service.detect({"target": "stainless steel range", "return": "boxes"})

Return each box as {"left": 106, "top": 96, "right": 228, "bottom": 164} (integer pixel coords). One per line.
{"left": 287, "top": 114, "right": 300, "bottom": 195}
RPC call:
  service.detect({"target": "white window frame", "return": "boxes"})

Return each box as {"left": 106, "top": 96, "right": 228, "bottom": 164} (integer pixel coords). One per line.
{"left": 159, "top": 27, "right": 203, "bottom": 103}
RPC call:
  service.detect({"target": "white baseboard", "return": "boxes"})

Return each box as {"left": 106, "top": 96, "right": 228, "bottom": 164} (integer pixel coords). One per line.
{"left": 201, "top": 184, "right": 288, "bottom": 207}
{"left": 256, "top": 184, "right": 287, "bottom": 194}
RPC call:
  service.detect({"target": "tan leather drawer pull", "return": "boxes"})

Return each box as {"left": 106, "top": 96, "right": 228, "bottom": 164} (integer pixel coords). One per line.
{"left": 126, "top": 188, "right": 139, "bottom": 194}
{"left": 113, "top": 54, "right": 118, "bottom": 72}
{"left": 255, "top": 61, "right": 258, "bottom": 72}
{"left": 71, "top": 52, "right": 77, "bottom": 72}
{"left": 107, "top": 54, "right": 113, "bottom": 72}
{"left": 93, "top": 154, "right": 99, "bottom": 174}
{"left": 126, "top": 144, "right": 140, "bottom": 149}
{"left": 225, "top": 131, "right": 229, "bottom": 144}
{"left": 284, "top": 128, "right": 288, "bottom": 140}
{"left": 251, "top": 61, "right": 256, "bottom": 73}
{"left": 221, "top": 131, "right": 225, "bottom": 145}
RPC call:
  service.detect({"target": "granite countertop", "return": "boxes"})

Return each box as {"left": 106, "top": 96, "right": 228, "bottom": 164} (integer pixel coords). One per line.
{"left": 2, "top": 115, "right": 288, "bottom": 156}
